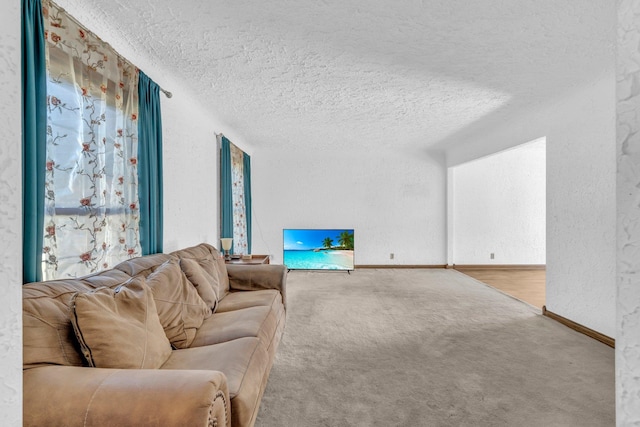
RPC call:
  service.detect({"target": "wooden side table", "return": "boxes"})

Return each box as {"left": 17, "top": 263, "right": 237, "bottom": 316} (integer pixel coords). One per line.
{"left": 224, "top": 255, "right": 270, "bottom": 265}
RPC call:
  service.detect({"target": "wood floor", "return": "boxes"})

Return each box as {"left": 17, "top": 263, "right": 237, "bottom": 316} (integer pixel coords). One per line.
{"left": 455, "top": 267, "right": 546, "bottom": 310}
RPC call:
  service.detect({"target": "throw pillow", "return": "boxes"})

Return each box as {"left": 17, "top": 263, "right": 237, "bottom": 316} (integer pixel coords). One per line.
{"left": 179, "top": 257, "right": 220, "bottom": 312}
{"left": 146, "top": 258, "right": 212, "bottom": 348}
{"left": 70, "top": 277, "right": 172, "bottom": 369}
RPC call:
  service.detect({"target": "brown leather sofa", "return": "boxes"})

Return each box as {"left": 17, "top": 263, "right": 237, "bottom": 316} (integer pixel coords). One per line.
{"left": 23, "top": 243, "right": 286, "bottom": 427}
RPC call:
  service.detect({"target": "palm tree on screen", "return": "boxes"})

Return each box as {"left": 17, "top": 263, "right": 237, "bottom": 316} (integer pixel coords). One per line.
{"left": 322, "top": 237, "right": 333, "bottom": 249}
{"left": 338, "top": 231, "right": 354, "bottom": 249}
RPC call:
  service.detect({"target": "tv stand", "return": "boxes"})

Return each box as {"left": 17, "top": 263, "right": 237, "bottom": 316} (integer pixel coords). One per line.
{"left": 225, "top": 255, "right": 270, "bottom": 265}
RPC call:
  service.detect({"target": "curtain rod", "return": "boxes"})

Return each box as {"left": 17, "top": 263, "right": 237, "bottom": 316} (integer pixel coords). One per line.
{"left": 160, "top": 88, "right": 172, "bottom": 98}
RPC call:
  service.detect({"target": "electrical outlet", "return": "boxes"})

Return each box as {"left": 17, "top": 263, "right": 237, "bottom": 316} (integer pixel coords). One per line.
{"left": 490, "top": 253, "right": 495, "bottom": 260}
{"left": 390, "top": 253, "right": 394, "bottom": 260}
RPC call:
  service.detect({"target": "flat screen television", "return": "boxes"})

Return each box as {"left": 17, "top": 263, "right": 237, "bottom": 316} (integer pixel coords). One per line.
{"left": 283, "top": 229, "right": 354, "bottom": 271}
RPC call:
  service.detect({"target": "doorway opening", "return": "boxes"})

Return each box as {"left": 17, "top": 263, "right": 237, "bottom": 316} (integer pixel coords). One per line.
{"left": 447, "top": 137, "right": 546, "bottom": 308}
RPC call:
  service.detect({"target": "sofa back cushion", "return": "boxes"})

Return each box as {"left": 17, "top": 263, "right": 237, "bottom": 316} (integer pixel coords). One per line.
{"left": 179, "top": 257, "right": 220, "bottom": 312}
{"left": 113, "top": 253, "right": 174, "bottom": 277}
{"left": 171, "top": 243, "right": 230, "bottom": 299}
{"left": 146, "top": 258, "right": 211, "bottom": 348}
{"left": 70, "top": 277, "right": 172, "bottom": 369}
{"left": 23, "top": 269, "right": 132, "bottom": 369}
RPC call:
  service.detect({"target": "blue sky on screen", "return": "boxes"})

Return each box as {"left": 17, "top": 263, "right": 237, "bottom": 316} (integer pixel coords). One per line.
{"left": 283, "top": 229, "right": 353, "bottom": 250}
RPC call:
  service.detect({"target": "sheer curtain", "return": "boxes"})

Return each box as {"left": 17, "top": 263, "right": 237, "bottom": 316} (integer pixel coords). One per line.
{"left": 242, "top": 151, "right": 252, "bottom": 254}
{"left": 230, "top": 143, "right": 248, "bottom": 254}
{"left": 42, "top": 0, "right": 141, "bottom": 279}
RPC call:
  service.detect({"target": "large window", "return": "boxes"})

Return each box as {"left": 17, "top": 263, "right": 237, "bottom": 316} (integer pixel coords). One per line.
{"left": 42, "top": 0, "right": 141, "bottom": 279}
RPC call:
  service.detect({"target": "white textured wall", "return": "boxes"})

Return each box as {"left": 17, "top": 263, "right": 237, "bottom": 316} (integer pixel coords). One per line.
{"left": 251, "top": 146, "right": 446, "bottom": 265}
{"left": 0, "top": 1, "right": 22, "bottom": 425}
{"left": 546, "top": 76, "right": 617, "bottom": 339}
{"left": 451, "top": 138, "right": 546, "bottom": 265}
{"left": 617, "top": 0, "right": 640, "bottom": 424}
{"left": 160, "top": 96, "right": 219, "bottom": 252}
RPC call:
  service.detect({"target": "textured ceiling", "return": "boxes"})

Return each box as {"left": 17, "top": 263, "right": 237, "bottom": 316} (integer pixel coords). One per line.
{"left": 56, "top": 0, "right": 614, "bottom": 155}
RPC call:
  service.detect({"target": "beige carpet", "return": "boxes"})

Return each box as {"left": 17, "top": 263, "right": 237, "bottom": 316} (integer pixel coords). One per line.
{"left": 254, "top": 268, "right": 614, "bottom": 426}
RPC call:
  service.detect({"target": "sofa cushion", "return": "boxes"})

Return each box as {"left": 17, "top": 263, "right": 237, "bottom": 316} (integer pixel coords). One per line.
{"left": 23, "top": 269, "right": 133, "bottom": 369}
{"left": 146, "top": 258, "right": 212, "bottom": 348}
{"left": 216, "top": 289, "right": 282, "bottom": 313}
{"left": 190, "top": 306, "right": 281, "bottom": 350}
{"left": 23, "top": 280, "right": 93, "bottom": 368}
{"left": 216, "top": 255, "right": 231, "bottom": 299}
{"left": 179, "top": 257, "right": 220, "bottom": 312}
{"left": 81, "top": 269, "right": 136, "bottom": 289}
{"left": 171, "top": 243, "right": 230, "bottom": 299}
{"left": 70, "top": 277, "right": 172, "bottom": 369}
{"left": 113, "top": 253, "right": 174, "bottom": 277}
{"left": 161, "top": 337, "right": 270, "bottom": 427}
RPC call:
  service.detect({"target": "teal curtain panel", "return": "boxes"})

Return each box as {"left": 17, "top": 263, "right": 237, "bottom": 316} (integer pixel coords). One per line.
{"left": 243, "top": 152, "right": 252, "bottom": 254}
{"left": 138, "top": 71, "right": 164, "bottom": 255}
{"left": 21, "top": 0, "right": 46, "bottom": 283}
{"left": 220, "top": 136, "right": 234, "bottom": 250}
{"left": 220, "top": 137, "right": 251, "bottom": 254}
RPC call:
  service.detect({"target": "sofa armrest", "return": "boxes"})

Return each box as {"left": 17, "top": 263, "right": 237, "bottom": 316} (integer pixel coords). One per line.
{"left": 226, "top": 264, "right": 287, "bottom": 308}
{"left": 24, "top": 366, "right": 230, "bottom": 427}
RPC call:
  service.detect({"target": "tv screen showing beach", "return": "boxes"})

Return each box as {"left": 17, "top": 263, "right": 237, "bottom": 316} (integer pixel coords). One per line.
{"left": 283, "top": 229, "right": 354, "bottom": 270}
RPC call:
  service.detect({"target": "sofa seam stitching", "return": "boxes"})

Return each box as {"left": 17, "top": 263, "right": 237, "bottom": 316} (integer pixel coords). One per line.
{"left": 265, "top": 309, "right": 285, "bottom": 354}
{"left": 233, "top": 338, "right": 262, "bottom": 400}
{"left": 141, "top": 291, "right": 150, "bottom": 368}
{"left": 256, "top": 306, "right": 274, "bottom": 343}
{"left": 83, "top": 370, "right": 119, "bottom": 426}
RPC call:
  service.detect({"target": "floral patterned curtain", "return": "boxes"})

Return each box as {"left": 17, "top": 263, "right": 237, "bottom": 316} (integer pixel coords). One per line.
{"left": 230, "top": 143, "right": 248, "bottom": 254}
{"left": 42, "top": 0, "right": 141, "bottom": 280}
